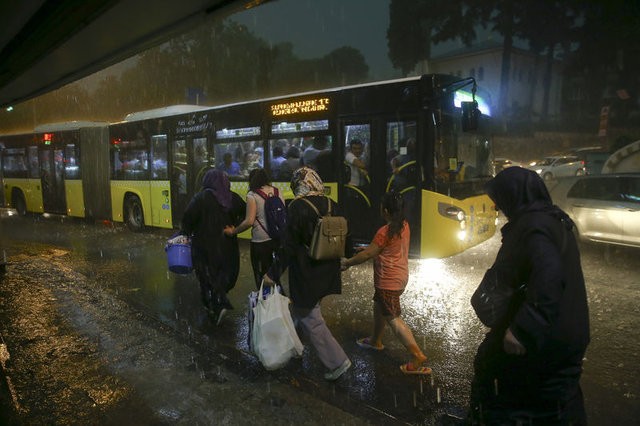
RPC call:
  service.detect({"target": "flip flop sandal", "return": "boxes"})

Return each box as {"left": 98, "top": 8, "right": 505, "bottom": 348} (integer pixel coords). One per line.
{"left": 400, "top": 362, "right": 432, "bottom": 375}
{"left": 356, "top": 337, "right": 384, "bottom": 351}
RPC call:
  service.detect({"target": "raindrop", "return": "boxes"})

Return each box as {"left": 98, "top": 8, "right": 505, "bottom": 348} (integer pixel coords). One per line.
{"left": 267, "top": 381, "right": 271, "bottom": 393}
{"left": 200, "top": 370, "right": 205, "bottom": 379}
{"left": 393, "top": 393, "right": 397, "bottom": 408}
{"left": 175, "top": 311, "right": 179, "bottom": 320}
{"left": 430, "top": 375, "right": 434, "bottom": 387}
{"left": 217, "top": 366, "right": 221, "bottom": 375}
{"left": 99, "top": 250, "right": 103, "bottom": 258}
{"left": 127, "top": 252, "right": 131, "bottom": 261}
{"left": 420, "top": 380, "right": 423, "bottom": 394}
{"left": 494, "top": 378, "right": 499, "bottom": 396}
{"left": 437, "top": 387, "right": 441, "bottom": 403}
{"left": 166, "top": 271, "right": 170, "bottom": 280}
{"left": 413, "top": 391, "right": 417, "bottom": 407}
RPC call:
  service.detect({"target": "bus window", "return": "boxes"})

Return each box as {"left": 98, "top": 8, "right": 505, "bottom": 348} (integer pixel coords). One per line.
{"left": 438, "top": 114, "right": 492, "bottom": 187}
{"left": 151, "top": 134, "right": 168, "bottom": 179}
{"left": 112, "top": 130, "right": 150, "bottom": 180}
{"left": 386, "top": 121, "right": 417, "bottom": 190}
{"left": 64, "top": 144, "right": 80, "bottom": 179}
{"left": 214, "top": 141, "right": 262, "bottom": 179}
{"left": 301, "top": 135, "right": 333, "bottom": 182}
{"left": 343, "top": 125, "right": 370, "bottom": 188}
{"left": 268, "top": 138, "right": 300, "bottom": 182}
{"left": 3, "top": 148, "right": 28, "bottom": 178}
{"left": 28, "top": 146, "right": 39, "bottom": 178}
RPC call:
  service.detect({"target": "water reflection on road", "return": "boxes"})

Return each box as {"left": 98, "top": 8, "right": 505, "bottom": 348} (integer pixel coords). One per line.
{"left": 1, "top": 212, "right": 638, "bottom": 424}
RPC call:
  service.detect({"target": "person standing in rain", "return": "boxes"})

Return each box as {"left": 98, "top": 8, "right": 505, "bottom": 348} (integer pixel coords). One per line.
{"left": 341, "top": 191, "right": 430, "bottom": 376}
{"left": 224, "top": 168, "right": 284, "bottom": 289}
{"left": 468, "top": 166, "right": 590, "bottom": 425}
{"left": 181, "top": 169, "right": 245, "bottom": 325}
{"left": 263, "top": 167, "right": 351, "bottom": 381}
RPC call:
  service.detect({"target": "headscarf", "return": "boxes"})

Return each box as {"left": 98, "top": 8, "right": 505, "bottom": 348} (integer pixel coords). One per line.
{"left": 202, "top": 169, "right": 232, "bottom": 211}
{"left": 485, "top": 166, "right": 570, "bottom": 224}
{"left": 290, "top": 166, "right": 324, "bottom": 198}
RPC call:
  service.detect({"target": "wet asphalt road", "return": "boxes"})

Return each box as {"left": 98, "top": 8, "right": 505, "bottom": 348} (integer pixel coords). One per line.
{"left": 0, "top": 210, "right": 639, "bottom": 425}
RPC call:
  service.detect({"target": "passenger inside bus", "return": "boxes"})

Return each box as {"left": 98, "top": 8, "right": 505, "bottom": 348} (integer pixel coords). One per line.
{"left": 345, "top": 138, "right": 369, "bottom": 187}
{"left": 219, "top": 152, "right": 241, "bottom": 176}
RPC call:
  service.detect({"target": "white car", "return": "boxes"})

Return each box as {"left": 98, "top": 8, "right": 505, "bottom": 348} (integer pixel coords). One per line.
{"left": 549, "top": 174, "right": 640, "bottom": 248}
{"left": 528, "top": 155, "right": 585, "bottom": 181}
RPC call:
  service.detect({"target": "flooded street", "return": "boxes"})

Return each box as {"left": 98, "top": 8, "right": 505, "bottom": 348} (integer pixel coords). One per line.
{"left": 1, "top": 211, "right": 639, "bottom": 424}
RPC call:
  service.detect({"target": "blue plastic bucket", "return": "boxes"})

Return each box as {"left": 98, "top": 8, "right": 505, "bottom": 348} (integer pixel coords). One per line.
{"left": 166, "top": 244, "right": 192, "bottom": 274}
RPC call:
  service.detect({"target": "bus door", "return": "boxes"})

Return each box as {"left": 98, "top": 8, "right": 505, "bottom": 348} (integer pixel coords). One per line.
{"left": 384, "top": 119, "right": 421, "bottom": 255}
{"left": 341, "top": 121, "right": 380, "bottom": 245}
{"left": 170, "top": 136, "right": 210, "bottom": 226}
{"left": 38, "top": 147, "right": 66, "bottom": 214}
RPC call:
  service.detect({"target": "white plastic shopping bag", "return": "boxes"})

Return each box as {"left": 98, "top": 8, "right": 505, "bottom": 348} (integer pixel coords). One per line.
{"left": 251, "top": 282, "right": 303, "bottom": 370}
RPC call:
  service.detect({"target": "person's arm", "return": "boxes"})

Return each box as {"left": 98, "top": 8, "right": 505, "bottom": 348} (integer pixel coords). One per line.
{"left": 224, "top": 195, "right": 256, "bottom": 236}
{"left": 341, "top": 243, "right": 382, "bottom": 270}
{"left": 508, "top": 228, "right": 565, "bottom": 354}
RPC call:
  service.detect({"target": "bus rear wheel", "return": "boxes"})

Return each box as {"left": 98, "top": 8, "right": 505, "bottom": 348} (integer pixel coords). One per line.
{"left": 124, "top": 195, "right": 145, "bottom": 232}
{"left": 13, "top": 191, "right": 26, "bottom": 216}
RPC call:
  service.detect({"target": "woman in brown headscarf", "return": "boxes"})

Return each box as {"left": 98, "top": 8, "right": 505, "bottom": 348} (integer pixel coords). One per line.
{"left": 181, "top": 169, "right": 245, "bottom": 325}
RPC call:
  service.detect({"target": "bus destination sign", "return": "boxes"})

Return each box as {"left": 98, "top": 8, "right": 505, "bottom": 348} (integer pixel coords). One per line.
{"left": 270, "top": 97, "right": 330, "bottom": 117}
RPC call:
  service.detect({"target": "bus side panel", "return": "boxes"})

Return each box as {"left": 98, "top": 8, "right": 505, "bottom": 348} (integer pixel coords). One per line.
{"left": 150, "top": 180, "right": 172, "bottom": 228}
{"left": 4, "top": 178, "right": 43, "bottom": 213}
{"left": 64, "top": 179, "right": 84, "bottom": 217}
{"left": 420, "top": 191, "right": 496, "bottom": 258}
{"left": 80, "top": 127, "right": 111, "bottom": 220}
{"left": 464, "top": 193, "right": 496, "bottom": 249}
{"left": 27, "top": 178, "right": 44, "bottom": 213}
{"left": 110, "top": 181, "right": 132, "bottom": 224}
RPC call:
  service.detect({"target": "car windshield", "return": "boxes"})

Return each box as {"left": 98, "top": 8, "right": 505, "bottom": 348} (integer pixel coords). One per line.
{"left": 537, "top": 158, "right": 554, "bottom": 166}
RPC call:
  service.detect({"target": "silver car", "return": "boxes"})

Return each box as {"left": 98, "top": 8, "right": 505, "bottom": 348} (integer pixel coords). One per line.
{"left": 549, "top": 174, "right": 640, "bottom": 248}
{"left": 528, "top": 155, "right": 585, "bottom": 181}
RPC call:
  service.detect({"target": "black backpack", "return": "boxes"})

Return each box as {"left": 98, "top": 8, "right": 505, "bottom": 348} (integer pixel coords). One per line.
{"left": 255, "top": 187, "right": 288, "bottom": 241}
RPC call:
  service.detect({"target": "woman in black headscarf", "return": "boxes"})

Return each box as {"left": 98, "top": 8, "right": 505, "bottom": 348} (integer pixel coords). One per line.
{"left": 181, "top": 169, "right": 245, "bottom": 325}
{"left": 468, "top": 167, "right": 590, "bottom": 425}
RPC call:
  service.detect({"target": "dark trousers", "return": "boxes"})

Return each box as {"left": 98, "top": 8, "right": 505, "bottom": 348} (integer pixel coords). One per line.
{"left": 250, "top": 239, "right": 278, "bottom": 289}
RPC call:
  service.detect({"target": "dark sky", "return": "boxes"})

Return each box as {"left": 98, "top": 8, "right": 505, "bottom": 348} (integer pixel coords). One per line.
{"left": 230, "top": 0, "right": 401, "bottom": 80}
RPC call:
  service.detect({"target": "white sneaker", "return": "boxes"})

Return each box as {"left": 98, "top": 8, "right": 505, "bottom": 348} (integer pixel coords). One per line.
{"left": 324, "top": 358, "right": 351, "bottom": 381}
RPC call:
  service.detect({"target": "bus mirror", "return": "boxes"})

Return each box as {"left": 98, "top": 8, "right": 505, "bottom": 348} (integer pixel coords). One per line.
{"left": 461, "top": 101, "right": 479, "bottom": 131}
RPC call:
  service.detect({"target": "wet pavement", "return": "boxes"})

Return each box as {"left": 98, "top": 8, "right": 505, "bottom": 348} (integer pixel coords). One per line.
{"left": 0, "top": 209, "right": 639, "bottom": 424}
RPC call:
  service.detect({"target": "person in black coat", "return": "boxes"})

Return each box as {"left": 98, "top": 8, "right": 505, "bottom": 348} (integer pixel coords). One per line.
{"left": 181, "top": 169, "right": 245, "bottom": 325}
{"left": 468, "top": 166, "right": 590, "bottom": 425}
{"left": 264, "top": 166, "right": 351, "bottom": 381}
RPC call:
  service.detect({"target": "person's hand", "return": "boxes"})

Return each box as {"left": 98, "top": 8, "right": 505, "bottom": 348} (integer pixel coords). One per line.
{"left": 223, "top": 226, "right": 235, "bottom": 237}
{"left": 262, "top": 274, "right": 276, "bottom": 286}
{"left": 503, "top": 328, "right": 526, "bottom": 355}
{"left": 340, "top": 257, "right": 350, "bottom": 271}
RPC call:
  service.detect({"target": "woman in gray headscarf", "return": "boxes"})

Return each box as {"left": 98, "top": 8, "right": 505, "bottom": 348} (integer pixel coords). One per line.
{"left": 468, "top": 166, "right": 590, "bottom": 424}
{"left": 264, "top": 167, "right": 352, "bottom": 381}
{"left": 181, "top": 169, "right": 245, "bottom": 325}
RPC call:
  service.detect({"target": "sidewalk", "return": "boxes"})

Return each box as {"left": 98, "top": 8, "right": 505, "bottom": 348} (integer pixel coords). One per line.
{"left": 0, "top": 247, "right": 381, "bottom": 425}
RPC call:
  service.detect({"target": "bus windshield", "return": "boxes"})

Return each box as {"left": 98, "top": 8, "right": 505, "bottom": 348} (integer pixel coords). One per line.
{"left": 433, "top": 111, "right": 492, "bottom": 199}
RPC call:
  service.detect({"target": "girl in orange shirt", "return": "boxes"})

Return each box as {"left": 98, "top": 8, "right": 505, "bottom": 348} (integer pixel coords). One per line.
{"left": 341, "top": 191, "right": 430, "bottom": 375}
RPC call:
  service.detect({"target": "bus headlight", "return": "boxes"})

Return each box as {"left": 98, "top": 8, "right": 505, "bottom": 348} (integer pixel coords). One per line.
{"left": 457, "top": 230, "right": 467, "bottom": 241}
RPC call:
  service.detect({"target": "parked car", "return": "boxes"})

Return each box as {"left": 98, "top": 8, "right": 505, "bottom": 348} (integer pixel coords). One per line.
{"left": 493, "top": 157, "right": 522, "bottom": 173}
{"left": 528, "top": 155, "right": 585, "bottom": 180}
{"left": 549, "top": 174, "right": 640, "bottom": 248}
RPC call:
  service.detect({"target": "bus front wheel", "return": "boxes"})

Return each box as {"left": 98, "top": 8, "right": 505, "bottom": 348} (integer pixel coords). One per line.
{"left": 124, "top": 195, "right": 145, "bottom": 232}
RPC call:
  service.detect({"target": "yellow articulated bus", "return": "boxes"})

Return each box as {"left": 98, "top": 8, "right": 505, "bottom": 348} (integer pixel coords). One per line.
{"left": 1, "top": 74, "right": 496, "bottom": 258}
